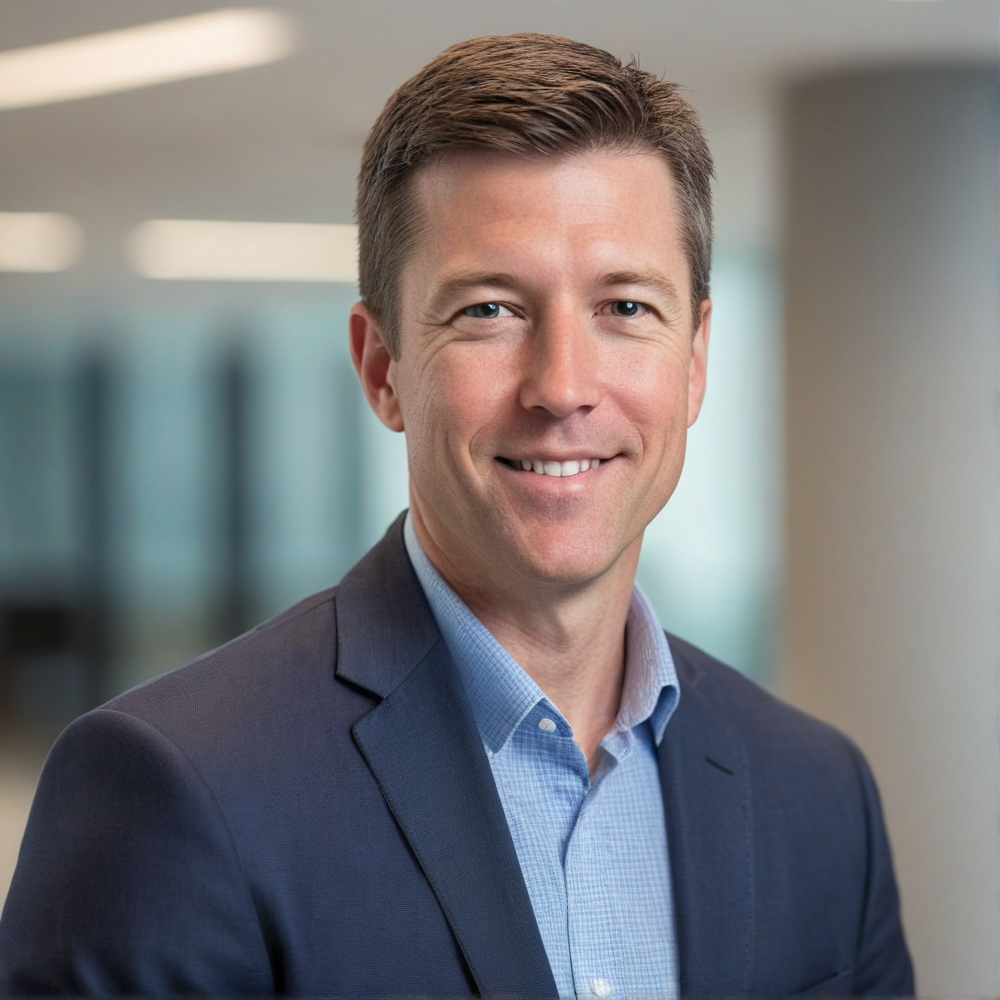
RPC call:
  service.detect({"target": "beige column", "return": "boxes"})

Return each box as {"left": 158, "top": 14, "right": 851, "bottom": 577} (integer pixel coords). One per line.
{"left": 781, "top": 67, "right": 999, "bottom": 995}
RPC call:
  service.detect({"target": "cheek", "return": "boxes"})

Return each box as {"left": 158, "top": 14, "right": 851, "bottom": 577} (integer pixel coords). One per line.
{"left": 610, "top": 348, "right": 692, "bottom": 448}
{"left": 403, "top": 345, "right": 515, "bottom": 456}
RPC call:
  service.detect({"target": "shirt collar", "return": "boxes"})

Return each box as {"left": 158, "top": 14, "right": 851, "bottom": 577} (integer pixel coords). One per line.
{"left": 403, "top": 511, "right": 680, "bottom": 753}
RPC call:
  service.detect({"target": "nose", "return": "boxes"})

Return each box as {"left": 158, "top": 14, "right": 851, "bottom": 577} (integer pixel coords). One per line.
{"left": 518, "top": 304, "right": 601, "bottom": 418}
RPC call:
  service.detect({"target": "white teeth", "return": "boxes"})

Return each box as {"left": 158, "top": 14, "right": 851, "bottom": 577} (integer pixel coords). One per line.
{"left": 512, "top": 458, "right": 603, "bottom": 477}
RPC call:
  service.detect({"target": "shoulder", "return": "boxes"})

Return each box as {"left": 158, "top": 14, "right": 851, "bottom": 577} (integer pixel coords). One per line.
{"left": 60, "top": 581, "right": 383, "bottom": 806}
{"left": 55, "top": 517, "right": 426, "bottom": 794}
{"left": 0, "top": 597, "right": 346, "bottom": 995}
{"left": 666, "top": 632, "right": 873, "bottom": 796}
{"left": 107, "top": 585, "right": 345, "bottom": 739}
{"left": 25, "top": 579, "right": 381, "bottom": 891}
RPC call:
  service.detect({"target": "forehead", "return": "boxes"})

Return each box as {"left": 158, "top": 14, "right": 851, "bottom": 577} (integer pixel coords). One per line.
{"left": 403, "top": 148, "right": 690, "bottom": 297}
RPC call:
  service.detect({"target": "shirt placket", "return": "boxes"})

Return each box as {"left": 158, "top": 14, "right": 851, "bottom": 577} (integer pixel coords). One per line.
{"left": 564, "top": 769, "right": 617, "bottom": 1000}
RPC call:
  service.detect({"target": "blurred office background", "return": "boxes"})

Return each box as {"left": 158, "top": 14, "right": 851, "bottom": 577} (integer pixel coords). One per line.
{"left": 0, "top": 1, "right": 996, "bottom": 993}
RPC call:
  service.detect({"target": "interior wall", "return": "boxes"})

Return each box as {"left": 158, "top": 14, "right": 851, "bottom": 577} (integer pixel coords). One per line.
{"left": 781, "top": 66, "right": 999, "bottom": 995}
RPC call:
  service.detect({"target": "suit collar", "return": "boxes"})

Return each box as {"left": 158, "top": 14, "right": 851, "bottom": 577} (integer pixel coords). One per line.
{"left": 334, "top": 513, "right": 441, "bottom": 699}
{"left": 660, "top": 637, "right": 754, "bottom": 996}
{"left": 335, "top": 515, "right": 559, "bottom": 998}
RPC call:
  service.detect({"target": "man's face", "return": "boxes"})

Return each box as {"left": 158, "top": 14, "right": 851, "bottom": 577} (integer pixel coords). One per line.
{"left": 352, "top": 149, "right": 710, "bottom": 595}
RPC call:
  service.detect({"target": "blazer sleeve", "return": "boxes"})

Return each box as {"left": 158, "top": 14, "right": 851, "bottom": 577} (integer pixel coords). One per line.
{"left": 849, "top": 741, "right": 916, "bottom": 996}
{"left": 0, "top": 708, "right": 273, "bottom": 995}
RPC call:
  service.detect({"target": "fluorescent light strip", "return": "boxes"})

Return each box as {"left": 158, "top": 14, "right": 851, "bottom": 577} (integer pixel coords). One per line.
{"left": 0, "top": 8, "right": 296, "bottom": 111}
{"left": 0, "top": 212, "right": 82, "bottom": 272}
{"left": 128, "top": 220, "right": 359, "bottom": 283}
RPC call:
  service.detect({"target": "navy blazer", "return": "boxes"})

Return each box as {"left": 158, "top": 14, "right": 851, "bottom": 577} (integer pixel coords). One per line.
{"left": 0, "top": 516, "right": 913, "bottom": 996}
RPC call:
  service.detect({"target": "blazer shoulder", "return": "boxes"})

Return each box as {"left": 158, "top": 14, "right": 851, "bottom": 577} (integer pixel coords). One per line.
{"left": 96, "top": 584, "right": 356, "bottom": 770}
{"left": 666, "top": 631, "right": 868, "bottom": 780}
{"left": 116, "top": 584, "right": 338, "bottom": 701}
{"left": 65, "top": 518, "right": 426, "bottom": 787}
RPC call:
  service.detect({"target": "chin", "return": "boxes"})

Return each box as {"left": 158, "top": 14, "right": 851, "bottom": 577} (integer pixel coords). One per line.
{"left": 502, "top": 530, "right": 626, "bottom": 589}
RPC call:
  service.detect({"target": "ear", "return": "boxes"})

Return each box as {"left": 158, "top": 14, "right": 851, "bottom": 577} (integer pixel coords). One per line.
{"left": 349, "top": 302, "right": 404, "bottom": 432}
{"left": 686, "top": 298, "right": 711, "bottom": 428}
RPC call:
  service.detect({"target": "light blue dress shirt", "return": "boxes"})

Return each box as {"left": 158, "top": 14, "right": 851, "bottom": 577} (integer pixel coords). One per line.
{"left": 403, "top": 514, "right": 680, "bottom": 1000}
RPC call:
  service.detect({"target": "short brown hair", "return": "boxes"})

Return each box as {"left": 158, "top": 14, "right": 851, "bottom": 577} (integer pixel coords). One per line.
{"left": 356, "top": 33, "right": 714, "bottom": 356}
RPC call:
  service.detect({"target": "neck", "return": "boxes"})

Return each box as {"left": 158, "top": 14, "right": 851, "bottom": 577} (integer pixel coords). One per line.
{"left": 410, "top": 508, "right": 640, "bottom": 772}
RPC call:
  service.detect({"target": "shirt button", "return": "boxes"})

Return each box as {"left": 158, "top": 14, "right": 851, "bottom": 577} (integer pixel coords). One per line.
{"left": 537, "top": 717, "right": 557, "bottom": 732}
{"left": 592, "top": 978, "right": 611, "bottom": 997}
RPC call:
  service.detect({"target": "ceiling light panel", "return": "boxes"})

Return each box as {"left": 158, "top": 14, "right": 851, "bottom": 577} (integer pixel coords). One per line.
{"left": 0, "top": 8, "right": 296, "bottom": 111}
{"left": 127, "top": 220, "right": 359, "bottom": 283}
{"left": 0, "top": 213, "right": 83, "bottom": 272}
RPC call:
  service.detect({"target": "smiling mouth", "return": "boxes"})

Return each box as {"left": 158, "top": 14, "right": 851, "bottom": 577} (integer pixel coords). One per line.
{"left": 496, "top": 456, "right": 604, "bottom": 478}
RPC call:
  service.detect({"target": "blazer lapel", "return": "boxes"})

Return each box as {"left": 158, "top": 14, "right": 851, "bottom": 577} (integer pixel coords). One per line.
{"left": 660, "top": 638, "right": 754, "bottom": 996}
{"left": 336, "top": 517, "right": 558, "bottom": 999}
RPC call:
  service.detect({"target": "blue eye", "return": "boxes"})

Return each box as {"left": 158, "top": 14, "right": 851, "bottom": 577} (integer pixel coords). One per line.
{"left": 463, "top": 302, "right": 502, "bottom": 319}
{"left": 611, "top": 300, "right": 641, "bottom": 317}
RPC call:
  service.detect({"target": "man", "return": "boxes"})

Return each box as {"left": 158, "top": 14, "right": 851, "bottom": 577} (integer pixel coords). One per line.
{"left": 1, "top": 34, "right": 912, "bottom": 996}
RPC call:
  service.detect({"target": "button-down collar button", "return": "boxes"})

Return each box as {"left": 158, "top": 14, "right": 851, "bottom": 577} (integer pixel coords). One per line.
{"left": 537, "top": 717, "right": 557, "bottom": 732}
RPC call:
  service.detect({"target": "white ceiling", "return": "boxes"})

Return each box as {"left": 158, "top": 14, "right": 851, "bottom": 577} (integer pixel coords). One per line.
{"left": 0, "top": 0, "right": 995, "bottom": 293}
